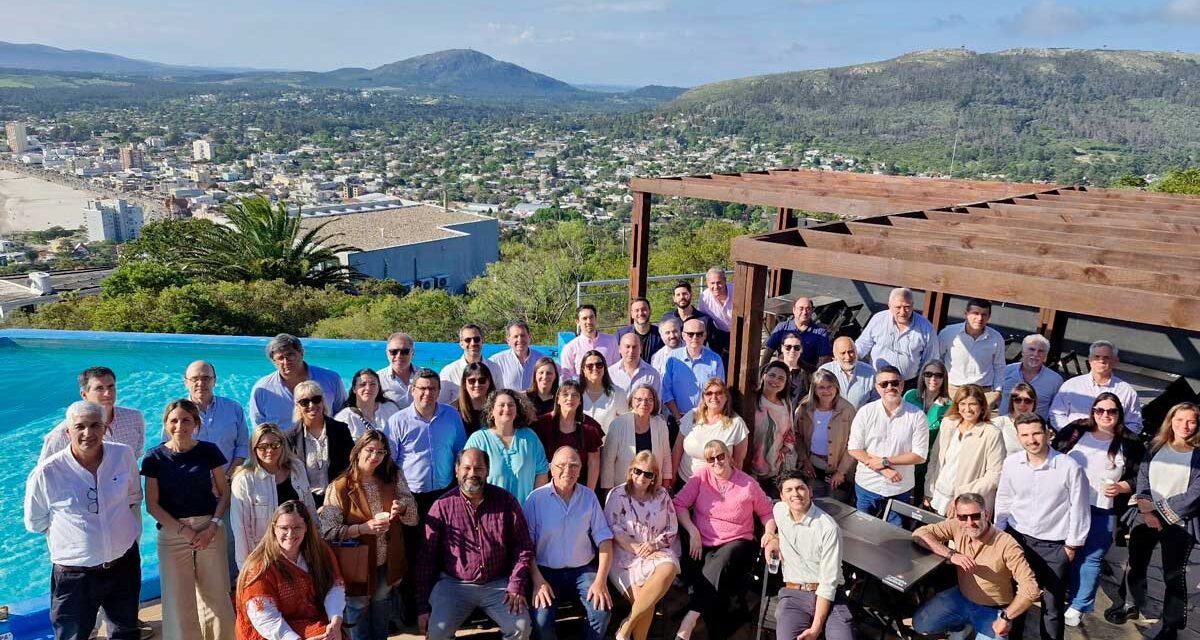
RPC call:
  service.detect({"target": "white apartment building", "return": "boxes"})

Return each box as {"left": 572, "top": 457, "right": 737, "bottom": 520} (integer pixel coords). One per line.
{"left": 84, "top": 199, "right": 144, "bottom": 243}
{"left": 193, "top": 139, "right": 214, "bottom": 161}
{"left": 6, "top": 122, "right": 28, "bottom": 153}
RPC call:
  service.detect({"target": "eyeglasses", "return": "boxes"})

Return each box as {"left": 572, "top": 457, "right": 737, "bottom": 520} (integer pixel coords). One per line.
{"left": 1011, "top": 397, "right": 1035, "bottom": 405}
{"left": 462, "top": 336, "right": 482, "bottom": 344}
{"left": 781, "top": 344, "right": 803, "bottom": 351}
{"left": 1093, "top": 407, "right": 1120, "bottom": 417}
{"left": 683, "top": 331, "right": 706, "bottom": 338}
{"left": 922, "top": 371, "right": 945, "bottom": 379}
{"left": 362, "top": 448, "right": 388, "bottom": 458}
{"left": 388, "top": 348, "right": 412, "bottom": 356}
{"left": 297, "top": 396, "right": 323, "bottom": 407}
{"left": 255, "top": 442, "right": 283, "bottom": 452}
{"left": 274, "top": 524, "right": 306, "bottom": 535}
{"left": 186, "top": 375, "right": 214, "bottom": 383}
{"left": 877, "top": 380, "right": 902, "bottom": 389}
{"left": 583, "top": 362, "right": 606, "bottom": 370}
{"left": 87, "top": 487, "right": 98, "bottom": 514}
{"left": 703, "top": 390, "right": 725, "bottom": 398}
{"left": 956, "top": 512, "right": 983, "bottom": 522}
{"left": 705, "top": 453, "right": 727, "bottom": 464}
{"left": 631, "top": 468, "right": 657, "bottom": 480}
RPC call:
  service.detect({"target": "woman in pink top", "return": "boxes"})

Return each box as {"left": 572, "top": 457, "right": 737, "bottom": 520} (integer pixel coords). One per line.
{"left": 672, "top": 440, "right": 775, "bottom": 640}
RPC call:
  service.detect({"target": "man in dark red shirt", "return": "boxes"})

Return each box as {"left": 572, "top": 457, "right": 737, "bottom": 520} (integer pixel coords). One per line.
{"left": 417, "top": 448, "right": 535, "bottom": 639}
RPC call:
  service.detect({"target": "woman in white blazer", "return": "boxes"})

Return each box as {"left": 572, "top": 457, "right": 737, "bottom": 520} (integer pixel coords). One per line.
{"left": 229, "top": 422, "right": 317, "bottom": 568}
{"left": 602, "top": 384, "right": 673, "bottom": 491}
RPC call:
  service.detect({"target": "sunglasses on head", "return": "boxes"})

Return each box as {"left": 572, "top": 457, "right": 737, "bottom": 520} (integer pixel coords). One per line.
{"left": 631, "top": 468, "right": 656, "bottom": 480}
{"left": 877, "top": 379, "right": 902, "bottom": 389}
{"left": 298, "top": 396, "right": 323, "bottom": 407}
{"left": 388, "top": 348, "right": 412, "bottom": 356}
{"left": 956, "top": 512, "right": 983, "bottom": 522}
{"left": 706, "top": 453, "right": 727, "bottom": 464}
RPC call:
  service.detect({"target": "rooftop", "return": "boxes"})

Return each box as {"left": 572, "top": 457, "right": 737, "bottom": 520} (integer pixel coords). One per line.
{"left": 299, "top": 204, "right": 493, "bottom": 252}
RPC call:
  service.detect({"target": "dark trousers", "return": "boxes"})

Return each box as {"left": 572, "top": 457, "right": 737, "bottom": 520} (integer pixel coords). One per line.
{"left": 50, "top": 543, "right": 141, "bottom": 640}
{"left": 1007, "top": 527, "right": 1068, "bottom": 640}
{"left": 1113, "top": 522, "right": 1195, "bottom": 631}
{"left": 682, "top": 537, "right": 757, "bottom": 639}
{"left": 774, "top": 588, "right": 856, "bottom": 640}
{"left": 399, "top": 487, "right": 450, "bottom": 620}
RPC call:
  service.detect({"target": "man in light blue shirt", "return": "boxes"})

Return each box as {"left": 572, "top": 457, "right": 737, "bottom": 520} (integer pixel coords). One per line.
{"left": 384, "top": 369, "right": 468, "bottom": 500}
{"left": 167, "top": 361, "right": 248, "bottom": 472}
{"left": 854, "top": 288, "right": 940, "bottom": 386}
{"left": 487, "top": 321, "right": 547, "bottom": 391}
{"left": 818, "top": 336, "right": 878, "bottom": 409}
{"left": 524, "top": 446, "right": 613, "bottom": 640}
{"left": 249, "top": 334, "right": 346, "bottom": 429}
{"left": 608, "top": 332, "right": 661, "bottom": 396}
{"left": 662, "top": 318, "right": 726, "bottom": 421}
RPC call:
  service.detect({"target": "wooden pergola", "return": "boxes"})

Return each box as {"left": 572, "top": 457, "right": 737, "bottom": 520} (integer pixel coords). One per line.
{"left": 627, "top": 169, "right": 1200, "bottom": 419}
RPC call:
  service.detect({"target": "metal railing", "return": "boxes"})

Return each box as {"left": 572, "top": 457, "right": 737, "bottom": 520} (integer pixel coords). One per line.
{"left": 575, "top": 270, "right": 733, "bottom": 332}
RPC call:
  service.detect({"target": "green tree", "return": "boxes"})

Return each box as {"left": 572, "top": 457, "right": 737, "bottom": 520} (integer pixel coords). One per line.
{"left": 311, "top": 290, "right": 469, "bottom": 342}
{"left": 1109, "top": 174, "right": 1148, "bottom": 189}
{"left": 121, "top": 218, "right": 219, "bottom": 268}
{"left": 190, "top": 197, "right": 362, "bottom": 289}
{"left": 102, "top": 261, "right": 188, "bottom": 297}
{"left": 1152, "top": 167, "right": 1200, "bottom": 195}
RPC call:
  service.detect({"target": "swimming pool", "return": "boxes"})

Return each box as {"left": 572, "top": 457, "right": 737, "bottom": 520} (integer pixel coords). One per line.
{"left": 0, "top": 329, "right": 556, "bottom": 623}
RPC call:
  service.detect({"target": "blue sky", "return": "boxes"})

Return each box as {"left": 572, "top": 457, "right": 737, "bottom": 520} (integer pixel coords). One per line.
{"left": 10, "top": 0, "right": 1200, "bottom": 86}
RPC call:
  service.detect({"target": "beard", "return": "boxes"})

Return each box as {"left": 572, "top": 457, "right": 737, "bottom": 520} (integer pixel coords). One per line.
{"left": 461, "top": 476, "right": 484, "bottom": 494}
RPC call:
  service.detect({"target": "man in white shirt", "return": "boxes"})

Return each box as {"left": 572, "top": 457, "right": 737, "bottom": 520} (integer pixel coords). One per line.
{"left": 854, "top": 288, "right": 940, "bottom": 388}
{"left": 762, "top": 472, "right": 855, "bottom": 640}
{"left": 488, "top": 321, "right": 547, "bottom": 391}
{"left": 41, "top": 366, "right": 147, "bottom": 461}
{"left": 378, "top": 332, "right": 416, "bottom": 409}
{"left": 699, "top": 267, "right": 734, "bottom": 332}
{"left": 25, "top": 400, "right": 143, "bottom": 640}
{"left": 650, "top": 317, "right": 683, "bottom": 378}
{"left": 1049, "top": 340, "right": 1143, "bottom": 433}
{"left": 995, "top": 414, "right": 1090, "bottom": 640}
{"left": 938, "top": 298, "right": 1006, "bottom": 407}
{"left": 846, "top": 365, "right": 930, "bottom": 526}
{"left": 439, "top": 323, "right": 486, "bottom": 403}
{"left": 608, "top": 332, "right": 661, "bottom": 396}
{"left": 999, "top": 333, "right": 1063, "bottom": 418}
{"left": 817, "top": 336, "right": 877, "bottom": 409}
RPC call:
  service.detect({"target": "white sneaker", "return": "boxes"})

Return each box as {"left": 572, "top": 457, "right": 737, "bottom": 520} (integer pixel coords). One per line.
{"left": 1064, "top": 607, "right": 1083, "bottom": 627}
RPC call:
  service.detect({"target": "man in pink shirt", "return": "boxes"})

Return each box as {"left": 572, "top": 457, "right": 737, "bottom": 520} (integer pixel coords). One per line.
{"left": 560, "top": 304, "right": 618, "bottom": 380}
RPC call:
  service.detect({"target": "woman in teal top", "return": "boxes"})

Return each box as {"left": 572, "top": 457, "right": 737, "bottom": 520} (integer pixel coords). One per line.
{"left": 904, "top": 359, "right": 950, "bottom": 506}
{"left": 463, "top": 388, "right": 549, "bottom": 503}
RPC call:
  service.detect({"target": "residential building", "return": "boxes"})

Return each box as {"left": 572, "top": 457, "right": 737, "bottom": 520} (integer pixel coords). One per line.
{"left": 6, "top": 122, "right": 28, "bottom": 153}
{"left": 193, "top": 139, "right": 213, "bottom": 161}
{"left": 84, "top": 199, "right": 144, "bottom": 243}
{"left": 119, "top": 144, "right": 142, "bottom": 171}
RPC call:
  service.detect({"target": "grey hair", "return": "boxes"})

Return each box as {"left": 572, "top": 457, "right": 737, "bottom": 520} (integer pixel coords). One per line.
{"left": 410, "top": 367, "right": 441, "bottom": 391}
{"left": 660, "top": 317, "right": 682, "bottom": 330}
{"left": 505, "top": 320, "right": 531, "bottom": 335}
{"left": 954, "top": 492, "right": 987, "bottom": 511}
{"left": 266, "top": 333, "right": 303, "bottom": 358}
{"left": 1089, "top": 340, "right": 1119, "bottom": 359}
{"left": 888, "top": 287, "right": 914, "bottom": 303}
{"left": 66, "top": 400, "right": 107, "bottom": 425}
{"left": 705, "top": 267, "right": 726, "bottom": 280}
{"left": 703, "top": 439, "right": 731, "bottom": 456}
{"left": 457, "top": 447, "right": 490, "bottom": 469}
{"left": 386, "top": 332, "right": 413, "bottom": 345}
{"left": 1022, "top": 333, "right": 1051, "bottom": 351}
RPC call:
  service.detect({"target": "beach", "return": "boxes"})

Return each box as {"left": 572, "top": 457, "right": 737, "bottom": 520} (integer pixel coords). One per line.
{"left": 0, "top": 168, "right": 96, "bottom": 234}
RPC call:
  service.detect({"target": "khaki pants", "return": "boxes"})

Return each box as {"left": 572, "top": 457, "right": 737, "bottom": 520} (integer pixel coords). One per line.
{"left": 157, "top": 515, "right": 235, "bottom": 640}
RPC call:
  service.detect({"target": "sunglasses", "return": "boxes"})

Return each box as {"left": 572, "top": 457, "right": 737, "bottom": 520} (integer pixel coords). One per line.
{"left": 703, "top": 390, "right": 725, "bottom": 398}
{"left": 388, "top": 348, "right": 412, "bottom": 356}
{"left": 583, "top": 362, "right": 606, "bottom": 370}
{"left": 706, "top": 453, "right": 727, "bottom": 464}
{"left": 1093, "top": 407, "right": 1120, "bottom": 416}
{"left": 255, "top": 442, "right": 283, "bottom": 451}
{"left": 683, "top": 331, "right": 706, "bottom": 338}
{"left": 1011, "top": 396, "right": 1035, "bottom": 405}
{"left": 465, "top": 377, "right": 489, "bottom": 385}
{"left": 781, "top": 344, "right": 803, "bottom": 351}
{"left": 956, "top": 512, "right": 983, "bottom": 522}
{"left": 297, "top": 396, "right": 323, "bottom": 407}
{"left": 877, "top": 380, "right": 902, "bottom": 389}
{"left": 631, "top": 468, "right": 657, "bottom": 480}
{"left": 922, "top": 371, "right": 945, "bottom": 379}
{"left": 462, "top": 336, "right": 482, "bottom": 344}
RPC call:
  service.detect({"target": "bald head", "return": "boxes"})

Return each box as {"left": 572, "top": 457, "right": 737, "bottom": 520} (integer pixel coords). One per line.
{"left": 683, "top": 318, "right": 707, "bottom": 355}
{"left": 184, "top": 360, "right": 216, "bottom": 403}
{"left": 550, "top": 446, "right": 582, "bottom": 490}
{"left": 832, "top": 336, "right": 857, "bottom": 372}
{"left": 619, "top": 331, "right": 642, "bottom": 364}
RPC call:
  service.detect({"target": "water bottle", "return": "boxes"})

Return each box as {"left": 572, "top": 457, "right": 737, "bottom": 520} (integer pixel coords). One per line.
{"left": 0, "top": 605, "right": 14, "bottom": 640}
{"left": 767, "top": 553, "right": 781, "bottom": 574}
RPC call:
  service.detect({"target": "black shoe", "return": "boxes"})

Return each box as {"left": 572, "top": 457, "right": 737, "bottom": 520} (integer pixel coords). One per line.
{"left": 1104, "top": 604, "right": 1138, "bottom": 624}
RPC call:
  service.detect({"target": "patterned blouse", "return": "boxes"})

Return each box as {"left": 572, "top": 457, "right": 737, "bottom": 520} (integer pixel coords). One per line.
{"left": 318, "top": 475, "right": 418, "bottom": 565}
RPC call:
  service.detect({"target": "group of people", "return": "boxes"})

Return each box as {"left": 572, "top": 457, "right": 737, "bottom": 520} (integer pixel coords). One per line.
{"left": 21, "top": 275, "right": 1200, "bottom": 640}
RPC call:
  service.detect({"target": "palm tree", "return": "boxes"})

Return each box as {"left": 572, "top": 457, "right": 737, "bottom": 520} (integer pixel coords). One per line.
{"left": 190, "top": 197, "right": 362, "bottom": 289}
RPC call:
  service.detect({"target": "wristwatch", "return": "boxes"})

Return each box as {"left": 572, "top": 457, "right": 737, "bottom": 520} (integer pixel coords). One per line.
{"left": 998, "top": 611, "right": 1011, "bottom": 622}
{"left": 881, "top": 457, "right": 892, "bottom": 468}
{"left": 210, "top": 516, "right": 223, "bottom": 526}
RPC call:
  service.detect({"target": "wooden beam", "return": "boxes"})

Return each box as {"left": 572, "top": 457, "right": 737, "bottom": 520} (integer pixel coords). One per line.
{"left": 882, "top": 215, "right": 1199, "bottom": 257}
{"left": 1054, "top": 188, "right": 1200, "bottom": 206}
{"left": 678, "top": 176, "right": 940, "bottom": 210}
{"left": 1027, "top": 192, "right": 1200, "bottom": 212}
{"left": 845, "top": 221, "right": 1200, "bottom": 274}
{"left": 768, "top": 207, "right": 796, "bottom": 298}
{"left": 1037, "top": 308, "right": 1070, "bottom": 364}
{"left": 922, "top": 209, "right": 1187, "bottom": 242}
{"left": 729, "top": 260, "right": 768, "bottom": 469}
{"left": 722, "top": 171, "right": 1048, "bottom": 202}
{"left": 988, "top": 201, "right": 1200, "bottom": 225}
{"left": 923, "top": 290, "right": 951, "bottom": 331}
{"left": 628, "top": 191, "right": 651, "bottom": 302}
{"left": 729, "top": 235, "right": 1200, "bottom": 331}
{"left": 629, "top": 176, "right": 932, "bottom": 217}
{"left": 964, "top": 203, "right": 1200, "bottom": 232}
{"left": 761, "top": 168, "right": 1050, "bottom": 193}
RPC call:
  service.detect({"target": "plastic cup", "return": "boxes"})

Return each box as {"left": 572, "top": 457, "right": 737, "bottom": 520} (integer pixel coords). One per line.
{"left": 374, "top": 512, "right": 390, "bottom": 521}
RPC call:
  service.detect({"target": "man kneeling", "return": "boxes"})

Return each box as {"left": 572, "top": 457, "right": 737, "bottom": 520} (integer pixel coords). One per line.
{"left": 912, "top": 493, "right": 1039, "bottom": 639}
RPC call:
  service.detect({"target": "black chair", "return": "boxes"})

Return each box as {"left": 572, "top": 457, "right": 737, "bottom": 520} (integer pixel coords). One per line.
{"left": 882, "top": 499, "right": 945, "bottom": 531}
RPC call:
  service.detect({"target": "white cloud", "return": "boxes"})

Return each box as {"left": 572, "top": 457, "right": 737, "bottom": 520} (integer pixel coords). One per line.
{"left": 1163, "top": 0, "right": 1200, "bottom": 21}
{"left": 484, "top": 22, "right": 575, "bottom": 45}
{"left": 1003, "top": 0, "right": 1100, "bottom": 37}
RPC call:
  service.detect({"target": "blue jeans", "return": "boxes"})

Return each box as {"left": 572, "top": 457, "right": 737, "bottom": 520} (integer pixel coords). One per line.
{"left": 1068, "top": 506, "right": 1115, "bottom": 613}
{"left": 532, "top": 563, "right": 611, "bottom": 640}
{"left": 912, "top": 587, "right": 1003, "bottom": 640}
{"left": 854, "top": 484, "right": 912, "bottom": 527}
{"left": 345, "top": 565, "right": 393, "bottom": 640}
{"left": 428, "top": 576, "right": 532, "bottom": 640}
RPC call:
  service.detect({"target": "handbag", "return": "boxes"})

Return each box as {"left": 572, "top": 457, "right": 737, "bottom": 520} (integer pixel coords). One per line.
{"left": 331, "top": 540, "right": 370, "bottom": 587}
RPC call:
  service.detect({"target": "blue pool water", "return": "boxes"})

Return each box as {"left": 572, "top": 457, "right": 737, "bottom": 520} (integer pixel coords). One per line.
{"left": 0, "top": 329, "right": 555, "bottom": 610}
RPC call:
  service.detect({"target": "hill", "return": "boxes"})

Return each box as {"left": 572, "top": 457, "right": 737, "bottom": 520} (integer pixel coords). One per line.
{"left": 665, "top": 48, "right": 1200, "bottom": 183}
{"left": 310, "top": 49, "right": 583, "bottom": 96}
{"left": 0, "top": 41, "right": 240, "bottom": 75}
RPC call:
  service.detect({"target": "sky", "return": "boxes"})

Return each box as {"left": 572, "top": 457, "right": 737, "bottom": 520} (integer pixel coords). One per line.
{"left": 9, "top": 0, "right": 1200, "bottom": 86}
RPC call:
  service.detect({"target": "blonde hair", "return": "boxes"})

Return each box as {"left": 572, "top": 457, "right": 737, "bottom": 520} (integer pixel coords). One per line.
{"left": 694, "top": 378, "right": 735, "bottom": 427}
{"left": 1151, "top": 402, "right": 1200, "bottom": 454}
{"left": 623, "top": 450, "right": 664, "bottom": 496}
{"left": 945, "top": 384, "right": 993, "bottom": 423}
{"left": 237, "top": 501, "right": 337, "bottom": 604}
{"left": 291, "top": 380, "right": 326, "bottom": 426}
{"left": 239, "top": 423, "right": 297, "bottom": 475}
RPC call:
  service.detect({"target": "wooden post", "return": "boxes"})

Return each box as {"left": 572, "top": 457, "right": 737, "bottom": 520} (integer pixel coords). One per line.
{"left": 729, "top": 261, "right": 768, "bottom": 471}
{"left": 629, "top": 191, "right": 651, "bottom": 303}
{"left": 767, "top": 207, "right": 797, "bottom": 298}
{"left": 923, "top": 290, "right": 951, "bottom": 331}
{"left": 1037, "top": 308, "right": 1069, "bottom": 364}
